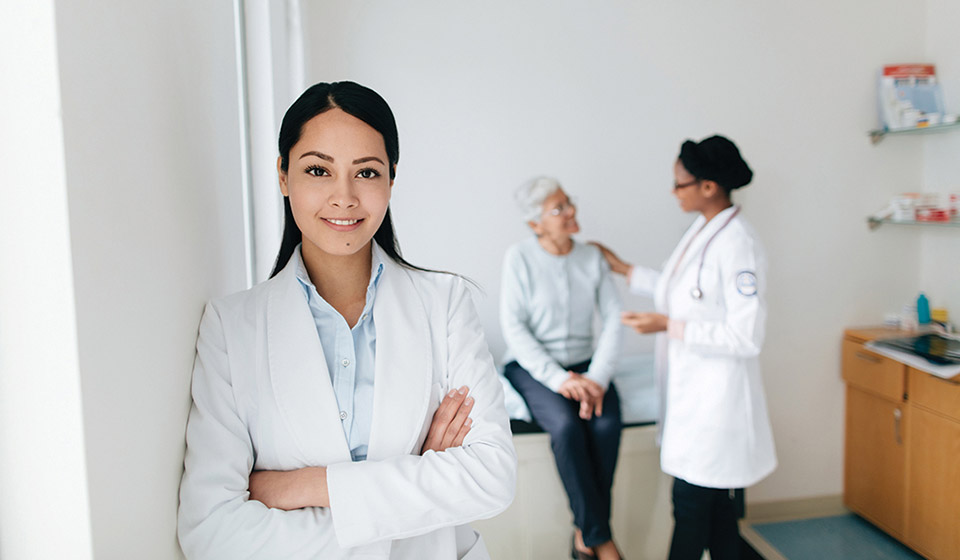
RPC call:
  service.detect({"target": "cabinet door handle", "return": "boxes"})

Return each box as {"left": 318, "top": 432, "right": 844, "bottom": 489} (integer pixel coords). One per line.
{"left": 894, "top": 408, "right": 903, "bottom": 445}
{"left": 855, "top": 351, "right": 882, "bottom": 364}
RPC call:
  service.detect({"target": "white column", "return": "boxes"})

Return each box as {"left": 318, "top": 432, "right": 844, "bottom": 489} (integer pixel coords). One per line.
{"left": 243, "top": 0, "right": 304, "bottom": 282}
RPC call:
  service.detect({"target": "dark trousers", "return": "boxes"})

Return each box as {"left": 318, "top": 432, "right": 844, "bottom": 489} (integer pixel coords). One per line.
{"left": 504, "top": 360, "right": 622, "bottom": 547}
{"left": 668, "top": 477, "right": 745, "bottom": 560}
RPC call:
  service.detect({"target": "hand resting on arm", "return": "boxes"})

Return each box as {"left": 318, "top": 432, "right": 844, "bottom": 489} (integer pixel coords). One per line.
{"left": 248, "top": 386, "right": 476, "bottom": 510}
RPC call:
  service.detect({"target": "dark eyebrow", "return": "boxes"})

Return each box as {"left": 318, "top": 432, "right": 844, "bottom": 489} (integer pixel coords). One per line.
{"left": 297, "top": 152, "right": 385, "bottom": 166}
{"left": 353, "top": 156, "right": 385, "bottom": 165}
{"left": 299, "top": 151, "right": 333, "bottom": 162}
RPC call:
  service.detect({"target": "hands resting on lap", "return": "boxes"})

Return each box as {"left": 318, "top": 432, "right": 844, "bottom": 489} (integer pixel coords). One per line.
{"left": 558, "top": 373, "right": 605, "bottom": 420}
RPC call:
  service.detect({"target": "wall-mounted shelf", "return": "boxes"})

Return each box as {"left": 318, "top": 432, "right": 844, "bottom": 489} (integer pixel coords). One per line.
{"left": 868, "top": 115, "right": 959, "bottom": 230}
{"left": 868, "top": 217, "right": 960, "bottom": 230}
{"left": 869, "top": 121, "right": 960, "bottom": 144}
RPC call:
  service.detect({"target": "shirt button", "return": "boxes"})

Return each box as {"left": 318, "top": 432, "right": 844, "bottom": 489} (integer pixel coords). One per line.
{"left": 341, "top": 358, "right": 350, "bottom": 367}
{"left": 340, "top": 411, "right": 348, "bottom": 420}
{"left": 361, "top": 313, "right": 368, "bottom": 321}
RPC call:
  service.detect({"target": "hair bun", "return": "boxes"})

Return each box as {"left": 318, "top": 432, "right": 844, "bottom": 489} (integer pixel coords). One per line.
{"left": 678, "top": 135, "right": 752, "bottom": 191}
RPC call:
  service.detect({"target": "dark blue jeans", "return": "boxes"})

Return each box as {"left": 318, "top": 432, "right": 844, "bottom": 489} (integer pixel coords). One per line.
{"left": 504, "top": 360, "right": 622, "bottom": 547}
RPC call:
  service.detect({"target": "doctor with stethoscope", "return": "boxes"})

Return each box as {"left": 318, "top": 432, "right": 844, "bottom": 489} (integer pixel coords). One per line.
{"left": 593, "top": 135, "right": 776, "bottom": 560}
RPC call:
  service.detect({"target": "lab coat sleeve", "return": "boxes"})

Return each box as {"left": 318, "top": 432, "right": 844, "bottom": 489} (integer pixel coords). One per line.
{"left": 628, "top": 264, "right": 661, "bottom": 296}
{"left": 178, "top": 303, "right": 350, "bottom": 560}
{"left": 499, "top": 247, "right": 569, "bottom": 392}
{"left": 682, "top": 235, "right": 766, "bottom": 358}
{"left": 585, "top": 259, "right": 623, "bottom": 390}
{"left": 326, "top": 278, "right": 518, "bottom": 547}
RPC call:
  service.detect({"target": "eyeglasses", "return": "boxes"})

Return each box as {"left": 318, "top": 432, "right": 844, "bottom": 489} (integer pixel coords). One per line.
{"left": 673, "top": 178, "right": 701, "bottom": 190}
{"left": 547, "top": 198, "right": 577, "bottom": 217}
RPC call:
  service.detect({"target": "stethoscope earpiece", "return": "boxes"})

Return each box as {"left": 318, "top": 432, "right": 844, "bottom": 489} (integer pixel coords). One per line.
{"left": 690, "top": 288, "right": 703, "bottom": 300}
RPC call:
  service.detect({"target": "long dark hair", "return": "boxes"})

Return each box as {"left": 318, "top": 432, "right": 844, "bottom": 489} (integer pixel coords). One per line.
{"left": 270, "top": 81, "right": 430, "bottom": 278}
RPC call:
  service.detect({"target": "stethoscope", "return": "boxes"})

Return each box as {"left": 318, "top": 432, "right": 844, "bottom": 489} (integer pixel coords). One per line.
{"left": 676, "top": 206, "right": 741, "bottom": 301}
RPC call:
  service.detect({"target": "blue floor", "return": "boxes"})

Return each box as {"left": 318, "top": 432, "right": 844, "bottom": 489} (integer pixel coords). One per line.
{"left": 749, "top": 514, "right": 924, "bottom": 560}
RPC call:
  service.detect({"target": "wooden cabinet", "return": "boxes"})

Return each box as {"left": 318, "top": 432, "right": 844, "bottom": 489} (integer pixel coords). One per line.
{"left": 842, "top": 339, "right": 908, "bottom": 538}
{"left": 843, "top": 328, "right": 960, "bottom": 560}
{"left": 905, "top": 368, "right": 960, "bottom": 560}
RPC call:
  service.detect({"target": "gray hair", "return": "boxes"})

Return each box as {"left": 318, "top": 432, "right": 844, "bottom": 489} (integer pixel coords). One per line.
{"left": 514, "top": 176, "right": 561, "bottom": 223}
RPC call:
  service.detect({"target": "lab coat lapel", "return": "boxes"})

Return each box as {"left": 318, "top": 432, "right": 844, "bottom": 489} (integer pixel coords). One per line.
{"left": 656, "top": 215, "right": 704, "bottom": 310}
{"left": 267, "top": 259, "right": 352, "bottom": 465}
{"left": 664, "top": 206, "right": 739, "bottom": 298}
{"left": 366, "top": 252, "right": 433, "bottom": 461}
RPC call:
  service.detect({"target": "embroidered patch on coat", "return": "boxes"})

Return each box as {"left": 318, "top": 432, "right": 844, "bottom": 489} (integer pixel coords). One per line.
{"left": 736, "top": 271, "right": 758, "bottom": 296}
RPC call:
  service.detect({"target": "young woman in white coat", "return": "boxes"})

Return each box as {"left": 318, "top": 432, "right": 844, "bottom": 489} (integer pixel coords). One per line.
{"left": 177, "top": 81, "right": 517, "bottom": 560}
{"left": 593, "top": 136, "right": 776, "bottom": 560}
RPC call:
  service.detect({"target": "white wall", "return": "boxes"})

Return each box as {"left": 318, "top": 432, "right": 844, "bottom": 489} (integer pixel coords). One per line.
{"left": 2, "top": 2, "right": 245, "bottom": 558}
{"left": 54, "top": 1, "right": 248, "bottom": 555}
{"left": 302, "top": 0, "right": 929, "bottom": 502}
{"left": 921, "top": 0, "right": 960, "bottom": 318}
{"left": 0, "top": 2, "right": 93, "bottom": 558}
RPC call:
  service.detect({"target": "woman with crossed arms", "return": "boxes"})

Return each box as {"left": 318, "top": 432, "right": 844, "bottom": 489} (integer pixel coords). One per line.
{"left": 178, "top": 81, "right": 517, "bottom": 559}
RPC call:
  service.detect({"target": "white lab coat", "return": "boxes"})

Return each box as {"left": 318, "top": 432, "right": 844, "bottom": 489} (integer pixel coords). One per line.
{"left": 178, "top": 247, "right": 517, "bottom": 559}
{"left": 629, "top": 206, "right": 777, "bottom": 489}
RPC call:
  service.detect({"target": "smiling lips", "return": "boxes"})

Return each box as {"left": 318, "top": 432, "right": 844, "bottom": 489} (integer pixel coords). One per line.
{"left": 322, "top": 217, "right": 363, "bottom": 232}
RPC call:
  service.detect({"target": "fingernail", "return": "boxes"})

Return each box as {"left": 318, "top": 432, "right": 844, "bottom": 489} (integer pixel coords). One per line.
{"left": 465, "top": 397, "right": 474, "bottom": 406}
{"left": 448, "top": 390, "right": 457, "bottom": 398}
{"left": 458, "top": 386, "right": 467, "bottom": 395}
{"left": 465, "top": 418, "right": 473, "bottom": 426}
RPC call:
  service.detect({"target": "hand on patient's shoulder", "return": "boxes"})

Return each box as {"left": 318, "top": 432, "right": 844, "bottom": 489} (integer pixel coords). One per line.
{"left": 421, "top": 386, "right": 474, "bottom": 454}
{"left": 587, "top": 241, "right": 631, "bottom": 276}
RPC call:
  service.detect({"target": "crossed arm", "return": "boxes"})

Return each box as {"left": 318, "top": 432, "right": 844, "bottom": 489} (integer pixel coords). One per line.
{"left": 248, "top": 387, "right": 477, "bottom": 509}
{"left": 179, "top": 286, "right": 516, "bottom": 558}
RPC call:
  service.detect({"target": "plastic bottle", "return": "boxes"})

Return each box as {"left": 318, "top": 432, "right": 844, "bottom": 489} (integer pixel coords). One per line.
{"left": 901, "top": 305, "right": 918, "bottom": 331}
{"left": 917, "top": 293, "right": 931, "bottom": 324}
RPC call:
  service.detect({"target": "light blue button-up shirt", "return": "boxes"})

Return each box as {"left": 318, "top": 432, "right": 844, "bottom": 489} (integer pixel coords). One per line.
{"left": 295, "top": 245, "right": 383, "bottom": 462}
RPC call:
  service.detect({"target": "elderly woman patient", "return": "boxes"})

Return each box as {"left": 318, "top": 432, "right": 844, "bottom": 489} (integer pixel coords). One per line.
{"left": 500, "top": 177, "right": 624, "bottom": 560}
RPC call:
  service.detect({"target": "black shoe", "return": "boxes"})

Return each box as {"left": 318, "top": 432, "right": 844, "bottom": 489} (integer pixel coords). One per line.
{"left": 571, "top": 533, "right": 597, "bottom": 560}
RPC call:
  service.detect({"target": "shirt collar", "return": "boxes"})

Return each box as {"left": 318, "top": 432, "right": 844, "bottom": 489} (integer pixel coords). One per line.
{"left": 294, "top": 243, "right": 385, "bottom": 304}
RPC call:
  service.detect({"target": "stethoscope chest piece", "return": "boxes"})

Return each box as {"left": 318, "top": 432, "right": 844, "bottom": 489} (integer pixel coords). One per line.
{"left": 685, "top": 206, "right": 741, "bottom": 303}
